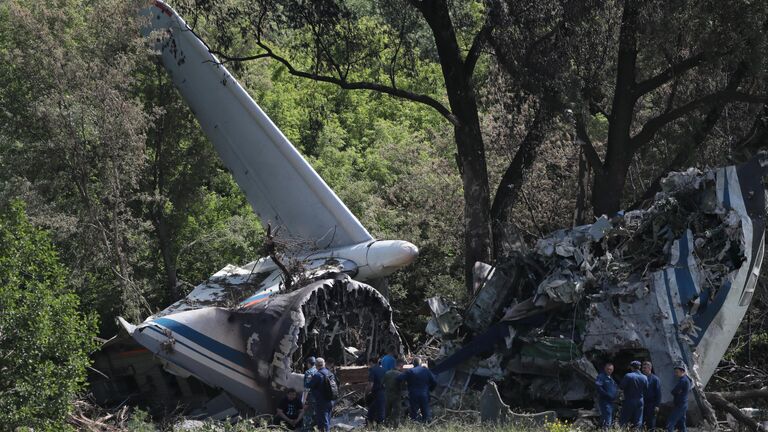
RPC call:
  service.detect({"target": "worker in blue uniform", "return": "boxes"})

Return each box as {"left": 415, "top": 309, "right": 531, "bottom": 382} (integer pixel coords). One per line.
{"left": 642, "top": 360, "right": 662, "bottom": 430}
{"left": 380, "top": 348, "right": 397, "bottom": 372}
{"left": 620, "top": 360, "right": 648, "bottom": 428}
{"left": 396, "top": 357, "right": 437, "bottom": 423}
{"left": 595, "top": 362, "right": 618, "bottom": 429}
{"left": 301, "top": 356, "right": 317, "bottom": 432}
{"left": 366, "top": 356, "right": 386, "bottom": 425}
{"left": 666, "top": 364, "right": 691, "bottom": 432}
{"left": 307, "top": 357, "right": 335, "bottom": 432}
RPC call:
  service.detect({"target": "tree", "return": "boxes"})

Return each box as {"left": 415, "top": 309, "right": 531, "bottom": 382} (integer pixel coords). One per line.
{"left": 0, "top": 0, "right": 154, "bottom": 325}
{"left": 0, "top": 201, "right": 99, "bottom": 430}
{"left": 181, "top": 0, "right": 512, "bottom": 291}
{"left": 490, "top": 0, "right": 768, "bottom": 216}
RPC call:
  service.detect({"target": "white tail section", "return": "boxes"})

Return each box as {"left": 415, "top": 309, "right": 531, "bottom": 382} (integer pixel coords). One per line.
{"left": 142, "top": 1, "right": 372, "bottom": 249}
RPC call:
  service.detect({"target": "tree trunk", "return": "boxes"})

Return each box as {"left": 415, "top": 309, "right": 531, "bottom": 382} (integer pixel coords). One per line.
{"left": 591, "top": 0, "right": 638, "bottom": 217}
{"left": 153, "top": 212, "right": 179, "bottom": 302}
{"left": 419, "top": 0, "right": 492, "bottom": 293}
{"left": 573, "top": 147, "right": 589, "bottom": 226}
{"left": 592, "top": 155, "right": 632, "bottom": 216}
{"left": 455, "top": 122, "right": 492, "bottom": 292}
{"left": 490, "top": 106, "right": 548, "bottom": 258}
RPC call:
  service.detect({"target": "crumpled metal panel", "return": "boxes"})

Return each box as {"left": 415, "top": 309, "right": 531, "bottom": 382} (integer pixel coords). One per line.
{"left": 429, "top": 155, "right": 767, "bottom": 421}
{"left": 233, "top": 274, "right": 401, "bottom": 392}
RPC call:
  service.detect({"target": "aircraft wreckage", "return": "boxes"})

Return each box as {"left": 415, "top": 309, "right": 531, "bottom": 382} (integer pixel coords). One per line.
{"left": 428, "top": 157, "right": 767, "bottom": 423}
{"left": 91, "top": 0, "right": 767, "bottom": 424}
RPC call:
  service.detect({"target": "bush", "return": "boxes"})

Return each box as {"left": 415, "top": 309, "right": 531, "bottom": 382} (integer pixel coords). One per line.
{"left": 0, "top": 201, "right": 99, "bottom": 430}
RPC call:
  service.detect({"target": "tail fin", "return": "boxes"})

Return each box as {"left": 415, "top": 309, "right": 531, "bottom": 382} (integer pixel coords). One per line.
{"left": 143, "top": 1, "right": 372, "bottom": 250}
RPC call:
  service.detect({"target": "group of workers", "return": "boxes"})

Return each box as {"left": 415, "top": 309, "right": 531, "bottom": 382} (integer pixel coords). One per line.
{"left": 274, "top": 356, "right": 338, "bottom": 431}
{"left": 278, "top": 354, "right": 692, "bottom": 431}
{"left": 595, "top": 360, "right": 692, "bottom": 431}
{"left": 366, "top": 350, "right": 437, "bottom": 426}
{"left": 275, "top": 351, "right": 437, "bottom": 431}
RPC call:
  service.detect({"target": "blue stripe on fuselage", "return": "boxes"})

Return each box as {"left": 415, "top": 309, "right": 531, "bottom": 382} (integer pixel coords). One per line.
{"left": 153, "top": 317, "right": 251, "bottom": 369}
{"left": 673, "top": 232, "right": 699, "bottom": 308}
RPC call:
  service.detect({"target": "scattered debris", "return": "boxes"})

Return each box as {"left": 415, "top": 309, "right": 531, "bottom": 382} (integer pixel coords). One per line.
{"left": 429, "top": 155, "right": 768, "bottom": 425}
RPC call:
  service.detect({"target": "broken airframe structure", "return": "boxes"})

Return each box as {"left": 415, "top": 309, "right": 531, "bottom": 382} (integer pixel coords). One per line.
{"left": 95, "top": 0, "right": 414, "bottom": 417}
{"left": 93, "top": 0, "right": 768, "bottom": 424}
{"left": 428, "top": 156, "right": 768, "bottom": 423}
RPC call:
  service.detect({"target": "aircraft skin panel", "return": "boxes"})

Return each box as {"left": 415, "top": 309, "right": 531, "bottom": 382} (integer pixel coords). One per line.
{"left": 144, "top": 1, "right": 372, "bottom": 249}
{"left": 691, "top": 159, "right": 766, "bottom": 385}
{"left": 132, "top": 323, "right": 273, "bottom": 412}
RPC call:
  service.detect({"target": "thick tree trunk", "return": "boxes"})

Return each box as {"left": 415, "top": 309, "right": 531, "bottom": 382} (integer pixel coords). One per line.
{"left": 591, "top": 0, "right": 638, "bottom": 217}
{"left": 419, "top": 0, "right": 492, "bottom": 292}
{"left": 592, "top": 155, "right": 632, "bottom": 216}
{"left": 455, "top": 122, "right": 492, "bottom": 292}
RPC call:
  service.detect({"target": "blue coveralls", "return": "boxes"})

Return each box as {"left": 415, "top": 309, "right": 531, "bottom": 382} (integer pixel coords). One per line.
{"left": 643, "top": 373, "right": 662, "bottom": 430}
{"left": 595, "top": 372, "right": 618, "bottom": 428}
{"left": 308, "top": 367, "right": 335, "bottom": 432}
{"left": 397, "top": 365, "right": 437, "bottom": 422}
{"left": 302, "top": 366, "right": 317, "bottom": 432}
{"left": 367, "top": 365, "right": 386, "bottom": 424}
{"left": 620, "top": 370, "right": 648, "bottom": 428}
{"left": 666, "top": 375, "right": 690, "bottom": 432}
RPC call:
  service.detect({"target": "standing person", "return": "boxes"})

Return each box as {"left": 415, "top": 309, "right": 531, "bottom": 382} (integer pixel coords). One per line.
{"left": 366, "top": 356, "right": 386, "bottom": 426}
{"left": 396, "top": 357, "right": 436, "bottom": 423}
{"left": 301, "top": 357, "right": 317, "bottom": 432}
{"left": 620, "top": 360, "right": 648, "bottom": 428}
{"left": 666, "top": 365, "right": 691, "bottom": 432}
{"left": 595, "top": 362, "right": 618, "bottom": 429}
{"left": 380, "top": 348, "right": 397, "bottom": 372}
{"left": 308, "top": 357, "right": 336, "bottom": 432}
{"left": 384, "top": 359, "right": 406, "bottom": 427}
{"left": 642, "top": 360, "right": 662, "bottom": 430}
{"left": 274, "top": 389, "right": 304, "bottom": 429}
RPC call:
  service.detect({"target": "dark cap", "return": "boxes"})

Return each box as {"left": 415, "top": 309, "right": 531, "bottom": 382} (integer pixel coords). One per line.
{"left": 630, "top": 360, "right": 641, "bottom": 368}
{"left": 674, "top": 364, "right": 687, "bottom": 372}
{"left": 306, "top": 356, "right": 316, "bottom": 365}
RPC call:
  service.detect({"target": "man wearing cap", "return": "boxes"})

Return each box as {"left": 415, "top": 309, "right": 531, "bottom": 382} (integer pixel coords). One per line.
{"left": 666, "top": 364, "right": 691, "bottom": 432}
{"left": 620, "top": 360, "right": 648, "bottom": 428}
{"left": 301, "top": 356, "right": 317, "bottom": 432}
{"left": 642, "top": 360, "right": 662, "bottom": 430}
{"left": 595, "top": 362, "right": 618, "bottom": 429}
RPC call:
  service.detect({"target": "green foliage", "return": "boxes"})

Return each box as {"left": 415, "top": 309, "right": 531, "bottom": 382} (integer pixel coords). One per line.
{"left": 237, "top": 59, "right": 464, "bottom": 343}
{"left": 0, "top": 201, "right": 99, "bottom": 430}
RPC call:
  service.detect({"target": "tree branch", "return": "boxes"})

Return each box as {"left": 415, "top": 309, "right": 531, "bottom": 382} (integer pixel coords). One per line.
{"left": 575, "top": 111, "right": 604, "bottom": 172}
{"left": 209, "top": 45, "right": 458, "bottom": 126}
{"left": 634, "top": 51, "right": 723, "bottom": 97}
{"left": 707, "top": 391, "right": 766, "bottom": 432}
{"left": 465, "top": 19, "right": 491, "bottom": 79}
{"left": 630, "top": 90, "right": 768, "bottom": 151}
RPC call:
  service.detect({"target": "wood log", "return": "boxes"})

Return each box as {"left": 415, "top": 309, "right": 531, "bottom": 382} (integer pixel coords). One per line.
{"left": 706, "top": 391, "right": 765, "bottom": 432}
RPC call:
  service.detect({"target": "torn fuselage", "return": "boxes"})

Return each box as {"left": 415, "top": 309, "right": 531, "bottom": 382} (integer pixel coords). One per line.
{"left": 119, "top": 272, "right": 401, "bottom": 414}
{"left": 430, "top": 156, "right": 767, "bottom": 422}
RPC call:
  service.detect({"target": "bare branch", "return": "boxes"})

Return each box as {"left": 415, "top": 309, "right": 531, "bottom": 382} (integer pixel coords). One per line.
{"left": 631, "top": 90, "right": 768, "bottom": 151}
{"left": 575, "top": 111, "right": 604, "bottom": 172}
{"left": 465, "top": 18, "right": 491, "bottom": 79}
{"left": 209, "top": 44, "right": 458, "bottom": 126}
{"left": 634, "top": 51, "right": 723, "bottom": 97}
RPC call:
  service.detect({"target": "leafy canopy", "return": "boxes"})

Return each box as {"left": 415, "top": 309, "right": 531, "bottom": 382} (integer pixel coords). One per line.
{"left": 0, "top": 201, "right": 99, "bottom": 430}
